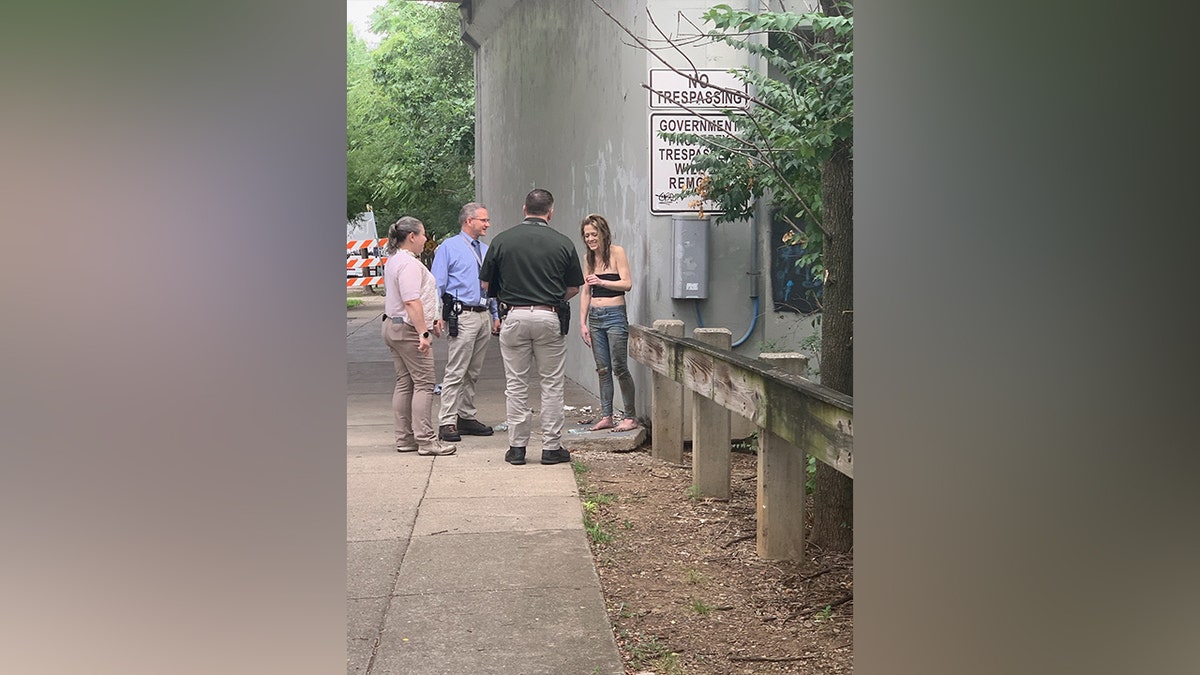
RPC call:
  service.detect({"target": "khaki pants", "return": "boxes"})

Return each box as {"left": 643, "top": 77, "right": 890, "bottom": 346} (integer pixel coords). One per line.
{"left": 381, "top": 319, "right": 437, "bottom": 447}
{"left": 438, "top": 309, "right": 493, "bottom": 426}
{"left": 498, "top": 308, "right": 566, "bottom": 451}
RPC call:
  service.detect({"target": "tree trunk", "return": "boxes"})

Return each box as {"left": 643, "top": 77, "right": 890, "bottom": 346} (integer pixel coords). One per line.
{"left": 819, "top": 0, "right": 850, "bottom": 18}
{"left": 810, "top": 137, "right": 853, "bottom": 552}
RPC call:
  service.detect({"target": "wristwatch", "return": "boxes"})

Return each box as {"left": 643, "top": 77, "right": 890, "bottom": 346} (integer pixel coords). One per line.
{"left": 421, "top": 331, "right": 431, "bottom": 339}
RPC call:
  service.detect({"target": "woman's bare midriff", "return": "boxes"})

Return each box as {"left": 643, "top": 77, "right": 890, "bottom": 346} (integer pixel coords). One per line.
{"left": 589, "top": 295, "right": 625, "bottom": 308}
{"left": 588, "top": 264, "right": 626, "bottom": 308}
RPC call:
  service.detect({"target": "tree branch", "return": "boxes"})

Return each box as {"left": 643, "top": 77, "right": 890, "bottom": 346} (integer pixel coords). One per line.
{"left": 646, "top": 8, "right": 700, "bottom": 75}
{"left": 721, "top": 534, "right": 756, "bottom": 548}
{"left": 799, "top": 592, "right": 853, "bottom": 618}
{"left": 640, "top": 82, "right": 827, "bottom": 234}
{"left": 729, "top": 654, "right": 819, "bottom": 662}
{"left": 799, "top": 567, "right": 832, "bottom": 581}
{"left": 592, "top": 0, "right": 831, "bottom": 235}
{"left": 588, "top": 0, "right": 786, "bottom": 117}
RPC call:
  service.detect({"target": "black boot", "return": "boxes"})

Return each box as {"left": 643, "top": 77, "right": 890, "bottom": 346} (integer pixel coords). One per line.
{"left": 456, "top": 417, "right": 494, "bottom": 436}
{"left": 504, "top": 446, "right": 526, "bottom": 465}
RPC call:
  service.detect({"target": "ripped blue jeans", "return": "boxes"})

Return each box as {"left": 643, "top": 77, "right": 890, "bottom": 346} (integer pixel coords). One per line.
{"left": 588, "top": 305, "right": 636, "bottom": 419}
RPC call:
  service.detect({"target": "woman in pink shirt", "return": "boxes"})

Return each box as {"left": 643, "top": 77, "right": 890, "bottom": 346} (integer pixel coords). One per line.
{"left": 380, "top": 216, "right": 456, "bottom": 456}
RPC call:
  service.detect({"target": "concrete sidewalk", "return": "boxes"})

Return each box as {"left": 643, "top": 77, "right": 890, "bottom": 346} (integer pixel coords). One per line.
{"left": 346, "top": 298, "right": 630, "bottom": 675}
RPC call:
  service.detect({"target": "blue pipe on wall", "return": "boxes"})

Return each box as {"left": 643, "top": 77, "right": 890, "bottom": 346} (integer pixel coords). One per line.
{"left": 731, "top": 296, "right": 759, "bottom": 347}
{"left": 695, "top": 209, "right": 762, "bottom": 348}
{"left": 695, "top": 296, "right": 760, "bottom": 348}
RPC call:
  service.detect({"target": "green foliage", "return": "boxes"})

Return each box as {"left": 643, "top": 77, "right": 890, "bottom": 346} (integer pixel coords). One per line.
{"left": 799, "top": 320, "right": 822, "bottom": 354}
{"left": 800, "top": 316, "right": 822, "bottom": 374}
{"left": 658, "top": 4, "right": 853, "bottom": 272}
{"left": 620, "top": 631, "right": 679, "bottom": 672}
{"left": 347, "top": 0, "right": 475, "bottom": 239}
{"left": 581, "top": 491, "right": 614, "bottom": 543}
{"left": 584, "top": 492, "right": 615, "bottom": 510}
{"left": 806, "top": 454, "right": 817, "bottom": 494}
{"left": 574, "top": 459, "right": 617, "bottom": 545}
{"left": 346, "top": 298, "right": 364, "bottom": 309}
{"left": 648, "top": 652, "right": 683, "bottom": 674}
{"left": 688, "top": 598, "right": 713, "bottom": 616}
{"left": 584, "top": 513, "right": 613, "bottom": 545}
{"left": 731, "top": 433, "right": 758, "bottom": 453}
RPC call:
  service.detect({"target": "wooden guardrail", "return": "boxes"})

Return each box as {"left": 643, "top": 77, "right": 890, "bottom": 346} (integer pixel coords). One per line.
{"left": 628, "top": 320, "right": 853, "bottom": 561}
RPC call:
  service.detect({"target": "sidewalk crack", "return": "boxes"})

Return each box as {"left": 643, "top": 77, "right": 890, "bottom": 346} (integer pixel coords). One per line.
{"left": 363, "top": 464, "right": 433, "bottom": 675}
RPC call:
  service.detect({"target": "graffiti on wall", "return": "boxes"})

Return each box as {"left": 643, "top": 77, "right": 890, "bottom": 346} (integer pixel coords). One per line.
{"left": 770, "top": 212, "right": 822, "bottom": 314}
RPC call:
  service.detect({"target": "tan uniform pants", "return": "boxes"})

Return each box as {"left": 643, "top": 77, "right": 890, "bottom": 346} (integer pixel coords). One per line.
{"left": 498, "top": 307, "right": 566, "bottom": 451}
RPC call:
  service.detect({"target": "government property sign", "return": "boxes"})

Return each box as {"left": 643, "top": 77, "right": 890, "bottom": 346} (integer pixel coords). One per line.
{"left": 648, "top": 69, "right": 749, "bottom": 215}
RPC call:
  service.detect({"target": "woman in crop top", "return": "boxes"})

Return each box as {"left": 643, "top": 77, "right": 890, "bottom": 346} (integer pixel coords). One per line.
{"left": 579, "top": 213, "right": 638, "bottom": 432}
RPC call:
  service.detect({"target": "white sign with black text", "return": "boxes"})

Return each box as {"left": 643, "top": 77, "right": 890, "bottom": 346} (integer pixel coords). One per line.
{"left": 648, "top": 69, "right": 750, "bottom": 110}
{"left": 649, "top": 113, "right": 734, "bottom": 215}
{"left": 647, "top": 69, "right": 748, "bottom": 215}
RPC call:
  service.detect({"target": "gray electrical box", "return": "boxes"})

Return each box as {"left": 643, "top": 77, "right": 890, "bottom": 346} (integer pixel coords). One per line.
{"left": 671, "top": 215, "right": 709, "bottom": 299}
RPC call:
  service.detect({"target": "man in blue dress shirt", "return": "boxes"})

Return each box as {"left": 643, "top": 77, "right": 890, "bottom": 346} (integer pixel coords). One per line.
{"left": 430, "top": 202, "right": 501, "bottom": 441}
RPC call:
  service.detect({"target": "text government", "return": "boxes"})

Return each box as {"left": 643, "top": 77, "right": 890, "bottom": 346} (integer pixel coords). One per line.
{"left": 656, "top": 117, "right": 735, "bottom": 134}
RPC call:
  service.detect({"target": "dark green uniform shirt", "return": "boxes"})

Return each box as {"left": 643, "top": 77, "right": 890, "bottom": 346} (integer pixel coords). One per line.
{"left": 479, "top": 217, "right": 584, "bottom": 306}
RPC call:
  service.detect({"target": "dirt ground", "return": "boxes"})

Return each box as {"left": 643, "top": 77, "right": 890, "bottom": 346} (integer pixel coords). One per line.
{"left": 570, "top": 444, "right": 853, "bottom": 675}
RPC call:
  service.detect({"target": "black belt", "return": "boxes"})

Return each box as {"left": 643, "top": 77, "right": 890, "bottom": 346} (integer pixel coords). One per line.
{"left": 461, "top": 305, "right": 488, "bottom": 312}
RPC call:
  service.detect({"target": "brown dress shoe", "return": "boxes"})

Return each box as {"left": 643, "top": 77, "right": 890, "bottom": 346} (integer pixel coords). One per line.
{"left": 439, "top": 424, "right": 461, "bottom": 442}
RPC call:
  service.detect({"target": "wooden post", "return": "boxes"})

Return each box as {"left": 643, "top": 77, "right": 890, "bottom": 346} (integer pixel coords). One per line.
{"left": 650, "top": 320, "right": 685, "bottom": 464}
{"left": 692, "top": 328, "right": 732, "bottom": 500}
{"left": 757, "top": 352, "right": 808, "bottom": 378}
{"left": 757, "top": 352, "right": 807, "bottom": 560}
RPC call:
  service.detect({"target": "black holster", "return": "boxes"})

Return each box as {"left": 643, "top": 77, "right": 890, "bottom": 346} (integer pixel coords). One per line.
{"left": 556, "top": 300, "right": 570, "bottom": 335}
{"left": 441, "top": 293, "right": 462, "bottom": 337}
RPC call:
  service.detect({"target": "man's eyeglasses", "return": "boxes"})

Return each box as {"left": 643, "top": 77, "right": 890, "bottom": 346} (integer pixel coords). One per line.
{"left": 473, "top": 217, "right": 490, "bottom": 222}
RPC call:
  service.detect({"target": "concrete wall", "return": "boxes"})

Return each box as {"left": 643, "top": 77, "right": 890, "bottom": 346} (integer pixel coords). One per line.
{"left": 462, "top": 0, "right": 822, "bottom": 427}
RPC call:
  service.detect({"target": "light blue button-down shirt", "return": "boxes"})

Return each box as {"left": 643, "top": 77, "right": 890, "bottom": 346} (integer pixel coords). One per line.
{"left": 431, "top": 232, "right": 498, "bottom": 319}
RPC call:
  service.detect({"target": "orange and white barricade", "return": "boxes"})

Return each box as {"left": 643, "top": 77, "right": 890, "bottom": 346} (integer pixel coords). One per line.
{"left": 347, "top": 239, "right": 387, "bottom": 289}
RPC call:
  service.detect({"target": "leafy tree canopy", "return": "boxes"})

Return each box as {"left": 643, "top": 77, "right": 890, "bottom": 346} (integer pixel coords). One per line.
{"left": 347, "top": 0, "right": 475, "bottom": 239}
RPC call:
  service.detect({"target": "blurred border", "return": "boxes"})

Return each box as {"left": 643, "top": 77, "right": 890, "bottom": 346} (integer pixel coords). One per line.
{"left": 856, "top": 2, "right": 1198, "bottom": 673}
{"left": 1, "top": 2, "right": 348, "bottom": 673}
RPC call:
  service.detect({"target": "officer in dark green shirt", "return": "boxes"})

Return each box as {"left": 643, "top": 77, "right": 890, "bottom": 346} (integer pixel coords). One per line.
{"left": 479, "top": 188, "right": 584, "bottom": 466}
